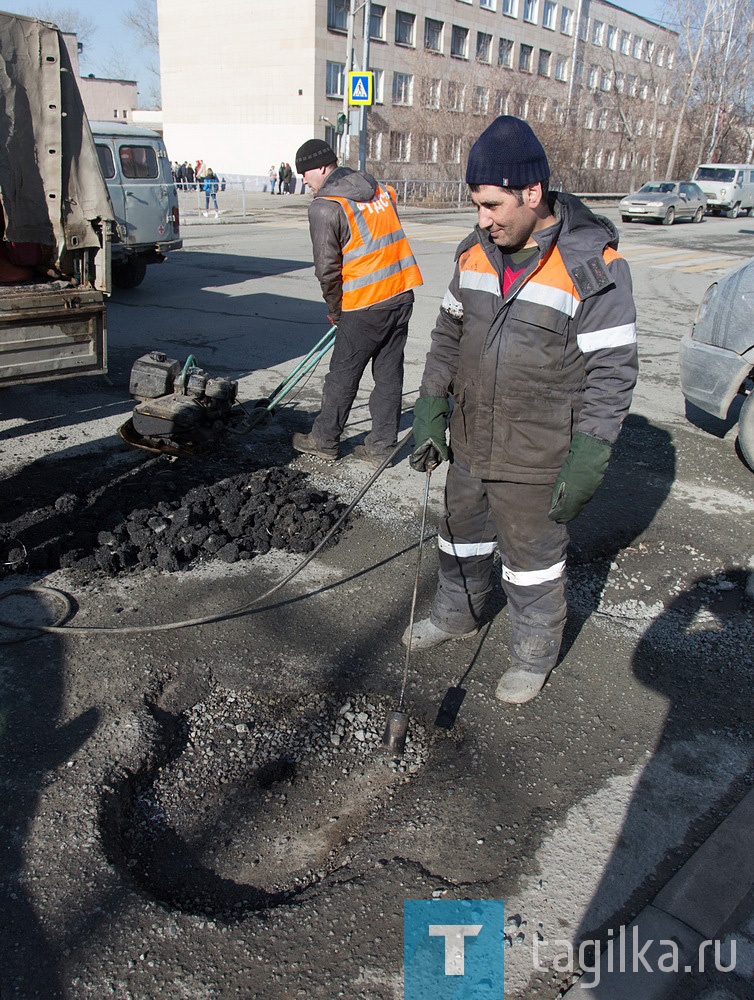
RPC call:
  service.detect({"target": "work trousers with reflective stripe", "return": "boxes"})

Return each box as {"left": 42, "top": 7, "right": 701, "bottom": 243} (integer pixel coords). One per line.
{"left": 430, "top": 460, "right": 569, "bottom": 675}
{"left": 311, "top": 301, "right": 412, "bottom": 454}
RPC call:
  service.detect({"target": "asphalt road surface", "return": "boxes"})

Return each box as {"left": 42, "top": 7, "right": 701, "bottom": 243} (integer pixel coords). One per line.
{"left": 1, "top": 200, "right": 753, "bottom": 1000}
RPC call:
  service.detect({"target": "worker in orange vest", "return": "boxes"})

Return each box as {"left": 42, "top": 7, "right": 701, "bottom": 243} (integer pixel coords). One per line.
{"left": 291, "top": 139, "right": 422, "bottom": 468}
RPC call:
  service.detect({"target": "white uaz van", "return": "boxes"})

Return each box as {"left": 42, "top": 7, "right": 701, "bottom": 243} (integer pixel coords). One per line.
{"left": 91, "top": 121, "right": 183, "bottom": 288}
{"left": 691, "top": 163, "right": 754, "bottom": 218}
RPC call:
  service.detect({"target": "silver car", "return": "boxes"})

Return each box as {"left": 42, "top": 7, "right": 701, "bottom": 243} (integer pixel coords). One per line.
{"left": 679, "top": 257, "right": 754, "bottom": 470}
{"left": 620, "top": 180, "right": 707, "bottom": 225}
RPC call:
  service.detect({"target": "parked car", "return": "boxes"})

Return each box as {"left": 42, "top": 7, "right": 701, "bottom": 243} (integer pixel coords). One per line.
{"left": 620, "top": 181, "right": 707, "bottom": 225}
{"left": 679, "top": 257, "right": 754, "bottom": 470}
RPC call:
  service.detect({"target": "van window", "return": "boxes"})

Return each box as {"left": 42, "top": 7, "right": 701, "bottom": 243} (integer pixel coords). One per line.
{"left": 119, "top": 145, "right": 159, "bottom": 179}
{"left": 96, "top": 144, "right": 116, "bottom": 179}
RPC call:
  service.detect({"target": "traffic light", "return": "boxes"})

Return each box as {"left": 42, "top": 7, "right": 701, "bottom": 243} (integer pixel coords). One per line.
{"left": 337, "top": 112, "right": 347, "bottom": 134}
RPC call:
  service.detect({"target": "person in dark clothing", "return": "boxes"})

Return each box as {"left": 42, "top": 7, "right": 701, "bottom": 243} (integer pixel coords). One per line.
{"left": 290, "top": 139, "right": 422, "bottom": 468}
{"left": 404, "top": 116, "right": 638, "bottom": 704}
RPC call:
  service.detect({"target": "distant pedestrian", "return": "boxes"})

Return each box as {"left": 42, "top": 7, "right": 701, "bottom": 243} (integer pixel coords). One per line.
{"left": 202, "top": 169, "right": 220, "bottom": 217}
{"left": 278, "top": 161, "right": 285, "bottom": 194}
{"left": 284, "top": 162, "right": 294, "bottom": 193}
{"left": 220, "top": 177, "right": 226, "bottom": 192}
{"left": 186, "top": 163, "right": 195, "bottom": 190}
{"left": 268, "top": 164, "right": 277, "bottom": 194}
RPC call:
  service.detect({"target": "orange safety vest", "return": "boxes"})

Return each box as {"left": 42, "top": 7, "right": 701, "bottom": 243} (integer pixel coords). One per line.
{"left": 320, "top": 185, "right": 423, "bottom": 311}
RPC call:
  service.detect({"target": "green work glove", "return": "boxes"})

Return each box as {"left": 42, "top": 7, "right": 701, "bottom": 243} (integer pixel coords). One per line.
{"left": 548, "top": 432, "right": 612, "bottom": 523}
{"left": 410, "top": 395, "right": 449, "bottom": 472}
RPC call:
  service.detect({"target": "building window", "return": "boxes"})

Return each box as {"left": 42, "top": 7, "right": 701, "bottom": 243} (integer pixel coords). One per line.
{"left": 472, "top": 85, "right": 489, "bottom": 114}
{"left": 444, "top": 136, "right": 461, "bottom": 163}
{"left": 656, "top": 45, "right": 665, "bottom": 66}
{"left": 327, "top": 0, "right": 348, "bottom": 32}
{"left": 645, "top": 40, "right": 654, "bottom": 62}
{"left": 519, "top": 43, "right": 533, "bottom": 71}
{"left": 523, "top": 0, "right": 538, "bottom": 23}
{"left": 591, "top": 19, "right": 604, "bottom": 45}
{"left": 447, "top": 80, "right": 465, "bottom": 111}
{"left": 499, "top": 37, "right": 513, "bottom": 67}
{"left": 326, "top": 61, "right": 345, "bottom": 97}
{"left": 636, "top": 119, "right": 644, "bottom": 136}
{"left": 597, "top": 109, "right": 608, "bottom": 130}
{"left": 600, "top": 69, "right": 611, "bottom": 91}
{"left": 421, "top": 77, "right": 441, "bottom": 108}
{"left": 392, "top": 71, "right": 413, "bottom": 105}
{"left": 555, "top": 55, "right": 568, "bottom": 80}
{"left": 632, "top": 35, "right": 642, "bottom": 59}
{"left": 620, "top": 30, "right": 631, "bottom": 54}
{"left": 594, "top": 149, "right": 603, "bottom": 169}
{"left": 502, "top": 0, "right": 518, "bottom": 16}
{"left": 614, "top": 71, "right": 624, "bottom": 92}
{"left": 657, "top": 120, "right": 665, "bottom": 137}
{"left": 606, "top": 149, "right": 616, "bottom": 169}
{"left": 620, "top": 151, "right": 628, "bottom": 170}
{"left": 587, "top": 64, "right": 598, "bottom": 89}
{"left": 584, "top": 109, "right": 594, "bottom": 129}
{"left": 582, "top": 147, "right": 590, "bottom": 168}
{"left": 628, "top": 73, "right": 637, "bottom": 96}
{"left": 606, "top": 25, "right": 617, "bottom": 50}
{"left": 480, "top": 0, "right": 496, "bottom": 8}
{"left": 112, "top": 109, "right": 118, "bottom": 119}
{"left": 543, "top": 0, "right": 556, "bottom": 29}
{"left": 511, "top": 92, "right": 528, "bottom": 117}
{"left": 560, "top": 6, "right": 573, "bottom": 34}
{"left": 370, "top": 66, "right": 384, "bottom": 103}
{"left": 395, "top": 10, "right": 415, "bottom": 46}
{"left": 476, "top": 31, "right": 492, "bottom": 62}
{"left": 538, "top": 49, "right": 551, "bottom": 75}
{"left": 389, "top": 131, "right": 411, "bottom": 162}
{"left": 366, "top": 132, "right": 383, "bottom": 160}
{"left": 418, "top": 135, "right": 439, "bottom": 163}
{"left": 494, "top": 90, "right": 508, "bottom": 114}
{"left": 451, "top": 25, "right": 469, "bottom": 58}
{"left": 424, "top": 17, "right": 443, "bottom": 51}
{"left": 369, "top": 4, "right": 385, "bottom": 40}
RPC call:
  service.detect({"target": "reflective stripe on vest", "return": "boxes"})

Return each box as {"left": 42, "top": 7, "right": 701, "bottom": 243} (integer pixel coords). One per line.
{"left": 320, "top": 185, "right": 423, "bottom": 310}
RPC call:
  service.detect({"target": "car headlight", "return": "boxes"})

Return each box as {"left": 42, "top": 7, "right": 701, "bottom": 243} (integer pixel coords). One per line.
{"left": 644, "top": 201, "right": 664, "bottom": 208}
{"left": 692, "top": 282, "right": 718, "bottom": 332}
{"left": 720, "top": 188, "right": 727, "bottom": 198}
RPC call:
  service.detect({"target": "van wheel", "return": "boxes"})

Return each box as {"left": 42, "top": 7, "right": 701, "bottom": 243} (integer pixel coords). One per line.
{"left": 725, "top": 202, "right": 741, "bottom": 219}
{"left": 738, "top": 391, "right": 754, "bottom": 472}
{"left": 662, "top": 206, "right": 675, "bottom": 226}
{"left": 692, "top": 206, "right": 704, "bottom": 223}
{"left": 112, "top": 259, "right": 147, "bottom": 289}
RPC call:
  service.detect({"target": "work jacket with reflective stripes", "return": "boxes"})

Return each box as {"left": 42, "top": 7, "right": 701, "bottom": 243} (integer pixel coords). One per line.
{"left": 420, "top": 192, "right": 638, "bottom": 484}
{"left": 308, "top": 166, "right": 421, "bottom": 320}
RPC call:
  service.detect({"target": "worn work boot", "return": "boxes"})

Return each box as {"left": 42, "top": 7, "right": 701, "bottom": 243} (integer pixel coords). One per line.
{"left": 495, "top": 667, "right": 549, "bottom": 704}
{"left": 352, "top": 444, "right": 394, "bottom": 470}
{"left": 401, "top": 618, "right": 478, "bottom": 651}
{"left": 291, "top": 432, "right": 338, "bottom": 462}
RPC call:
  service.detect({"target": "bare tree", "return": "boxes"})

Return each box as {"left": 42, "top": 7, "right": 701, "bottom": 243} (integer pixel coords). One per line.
{"left": 123, "top": 0, "right": 161, "bottom": 109}
{"left": 29, "top": 5, "right": 96, "bottom": 49}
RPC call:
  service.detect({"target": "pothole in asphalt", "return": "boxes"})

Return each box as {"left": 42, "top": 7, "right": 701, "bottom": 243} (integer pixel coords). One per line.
{"left": 101, "top": 687, "right": 433, "bottom": 919}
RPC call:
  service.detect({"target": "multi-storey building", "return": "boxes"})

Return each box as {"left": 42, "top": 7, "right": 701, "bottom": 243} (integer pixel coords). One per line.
{"left": 156, "top": 0, "right": 677, "bottom": 190}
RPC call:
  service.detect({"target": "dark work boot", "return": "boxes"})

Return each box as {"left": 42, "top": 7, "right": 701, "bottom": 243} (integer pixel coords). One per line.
{"left": 291, "top": 432, "right": 338, "bottom": 462}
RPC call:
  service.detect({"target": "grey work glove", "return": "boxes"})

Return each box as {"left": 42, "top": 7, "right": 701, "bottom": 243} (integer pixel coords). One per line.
{"left": 409, "top": 395, "right": 449, "bottom": 472}
{"left": 548, "top": 431, "right": 612, "bottom": 523}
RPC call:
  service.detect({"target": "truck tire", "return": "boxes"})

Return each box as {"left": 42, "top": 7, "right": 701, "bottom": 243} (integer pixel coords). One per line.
{"left": 112, "top": 258, "right": 147, "bottom": 289}
{"left": 725, "top": 202, "right": 741, "bottom": 219}
{"left": 738, "top": 391, "right": 754, "bottom": 471}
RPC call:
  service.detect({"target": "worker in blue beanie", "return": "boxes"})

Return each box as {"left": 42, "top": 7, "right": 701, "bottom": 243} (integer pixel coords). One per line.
{"left": 404, "top": 116, "right": 639, "bottom": 704}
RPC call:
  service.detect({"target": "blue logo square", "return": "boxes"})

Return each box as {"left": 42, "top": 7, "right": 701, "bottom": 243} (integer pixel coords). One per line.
{"left": 404, "top": 900, "right": 505, "bottom": 999}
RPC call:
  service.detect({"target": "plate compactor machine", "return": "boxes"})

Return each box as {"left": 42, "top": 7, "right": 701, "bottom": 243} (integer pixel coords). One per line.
{"left": 119, "top": 327, "right": 337, "bottom": 455}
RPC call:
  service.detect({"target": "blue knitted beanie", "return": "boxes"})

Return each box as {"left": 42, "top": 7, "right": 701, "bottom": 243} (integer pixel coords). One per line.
{"left": 466, "top": 116, "right": 550, "bottom": 187}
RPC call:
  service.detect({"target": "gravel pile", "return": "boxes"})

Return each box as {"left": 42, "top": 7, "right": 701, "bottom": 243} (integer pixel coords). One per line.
{"left": 106, "top": 688, "right": 429, "bottom": 918}
{"left": 1, "top": 464, "right": 350, "bottom": 577}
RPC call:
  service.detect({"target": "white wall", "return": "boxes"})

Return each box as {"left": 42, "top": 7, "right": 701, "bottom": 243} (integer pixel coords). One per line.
{"left": 157, "top": 0, "right": 322, "bottom": 176}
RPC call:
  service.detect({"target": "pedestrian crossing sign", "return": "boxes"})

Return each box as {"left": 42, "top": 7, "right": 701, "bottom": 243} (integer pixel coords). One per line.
{"left": 348, "top": 71, "right": 373, "bottom": 106}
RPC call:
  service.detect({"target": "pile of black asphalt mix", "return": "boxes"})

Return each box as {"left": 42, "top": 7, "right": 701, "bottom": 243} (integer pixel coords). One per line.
{"left": 0, "top": 446, "right": 351, "bottom": 578}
